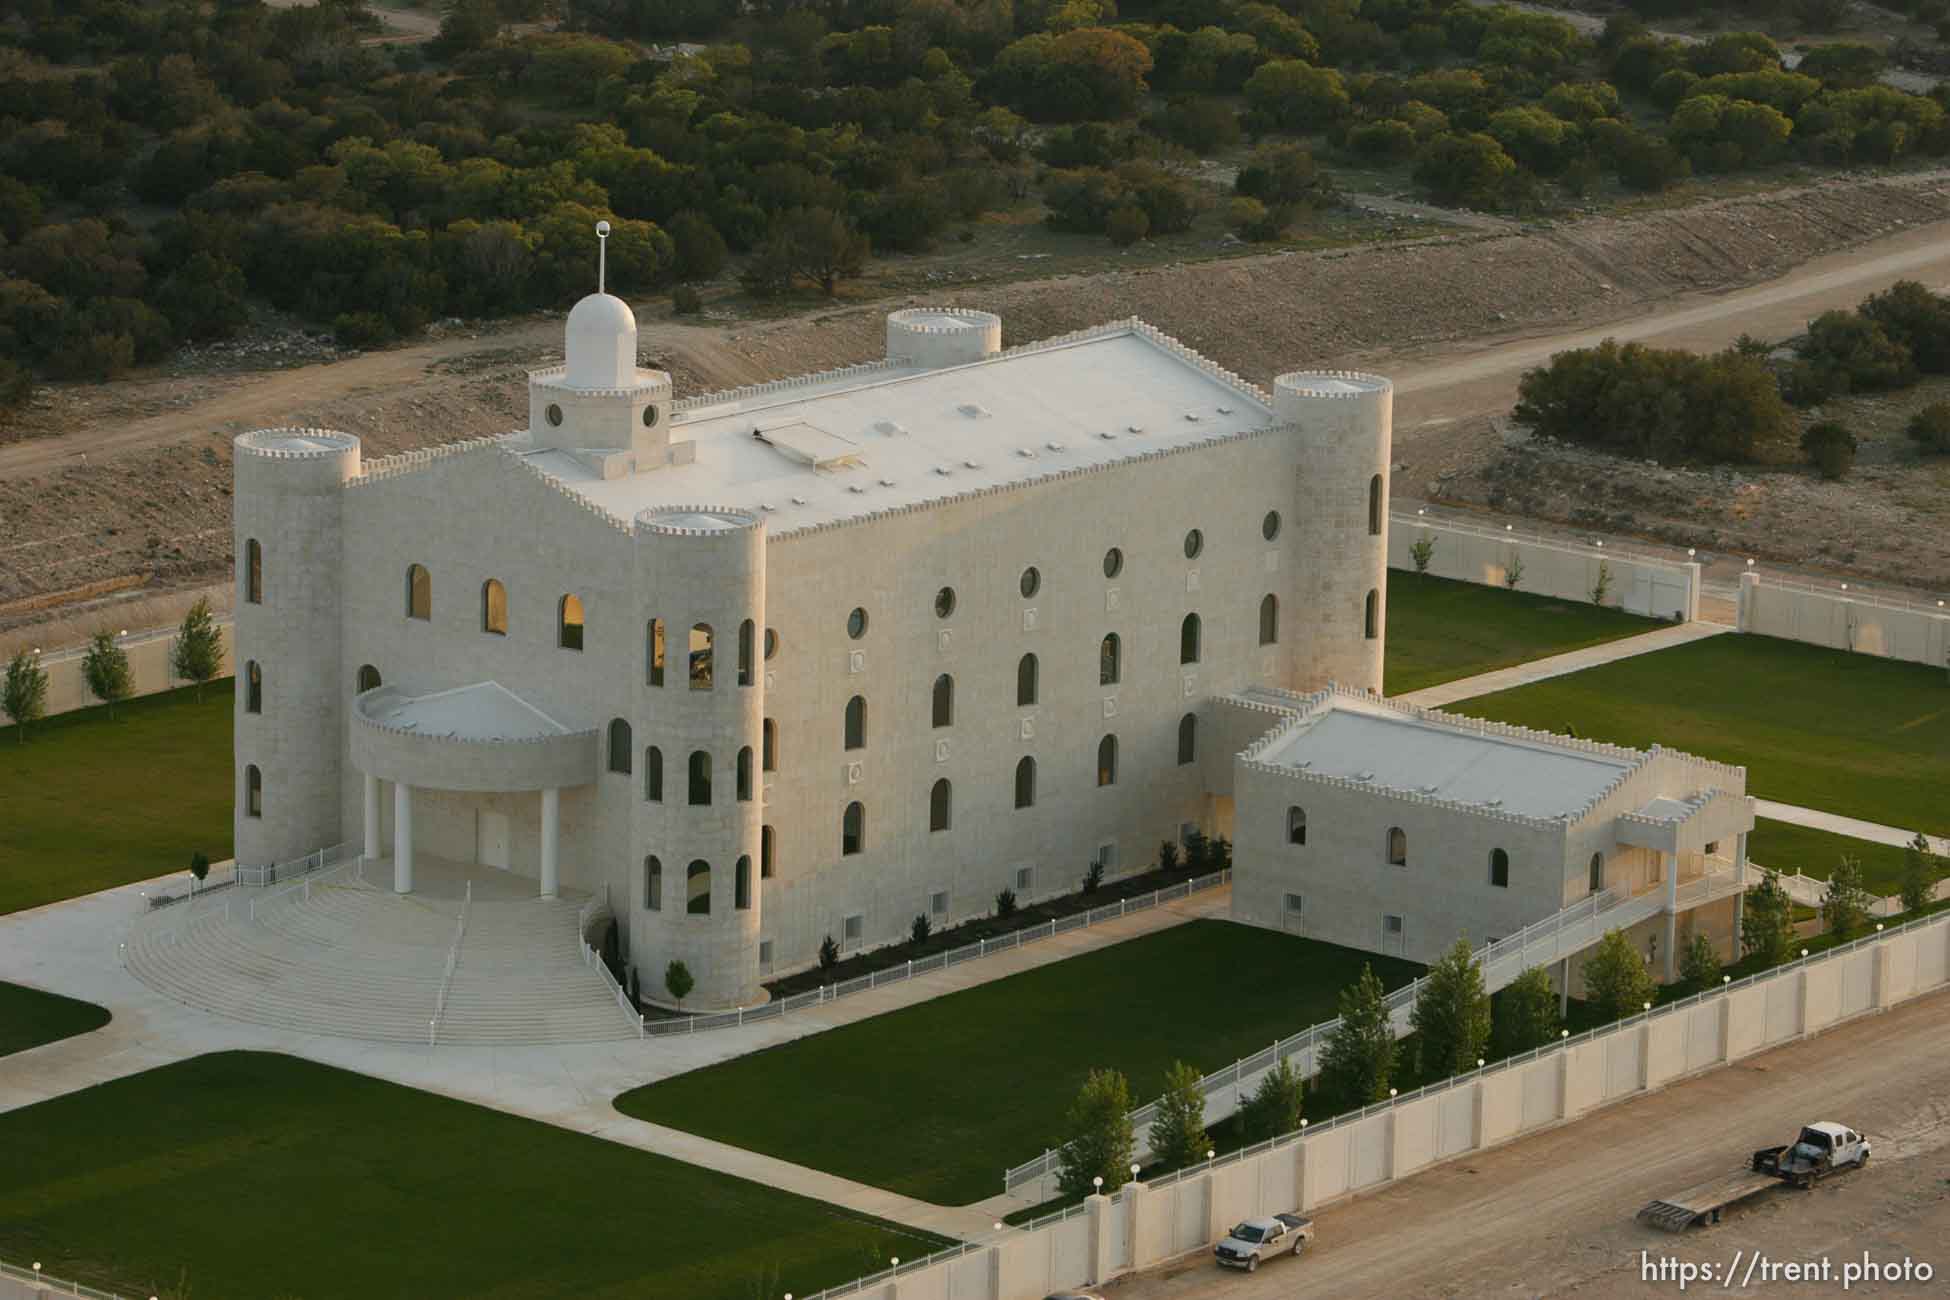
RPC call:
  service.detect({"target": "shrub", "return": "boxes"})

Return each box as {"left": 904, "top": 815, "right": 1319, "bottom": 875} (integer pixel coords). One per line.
{"left": 1859, "top": 280, "right": 1950, "bottom": 374}
{"left": 1105, "top": 202, "right": 1149, "bottom": 248}
{"left": 818, "top": 934, "right": 839, "bottom": 970}
{"left": 911, "top": 914, "right": 931, "bottom": 944}
{"left": 1680, "top": 931, "right": 1721, "bottom": 989}
{"left": 1514, "top": 340, "right": 1790, "bottom": 464}
{"left": 1234, "top": 142, "right": 1330, "bottom": 206}
{"left": 994, "top": 887, "right": 1017, "bottom": 918}
{"left": 1801, "top": 419, "right": 1857, "bottom": 479}
{"left": 666, "top": 210, "right": 728, "bottom": 282}
{"left": 1157, "top": 840, "right": 1180, "bottom": 873}
{"left": 1412, "top": 131, "right": 1517, "bottom": 208}
{"left": 189, "top": 851, "right": 211, "bottom": 882}
{"left": 664, "top": 959, "right": 695, "bottom": 1003}
{"left": 1798, "top": 310, "right": 1916, "bottom": 393}
{"left": 1582, "top": 928, "right": 1656, "bottom": 1022}
{"left": 332, "top": 311, "right": 393, "bottom": 349}
{"left": 1056, "top": 1068, "right": 1135, "bottom": 1200}
{"left": 1909, "top": 402, "right": 1950, "bottom": 453}
{"left": 671, "top": 284, "right": 703, "bottom": 315}
{"left": 1225, "top": 196, "right": 1284, "bottom": 243}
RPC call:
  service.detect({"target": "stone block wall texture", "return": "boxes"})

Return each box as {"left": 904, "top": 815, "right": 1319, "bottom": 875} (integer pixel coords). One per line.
{"left": 1389, "top": 516, "right": 1700, "bottom": 621}
{"left": 1738, "top": 572, "right": 1950, "bottom": 668}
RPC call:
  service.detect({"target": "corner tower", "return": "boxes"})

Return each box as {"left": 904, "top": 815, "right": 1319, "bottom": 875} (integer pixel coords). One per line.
{"left": 886, "top": 307, "right": 1001, "bottom": 368}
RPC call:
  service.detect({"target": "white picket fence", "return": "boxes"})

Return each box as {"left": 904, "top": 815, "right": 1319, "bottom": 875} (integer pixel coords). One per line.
{"left": 0, "top": 1258, "right": 126, "bottom": 1300}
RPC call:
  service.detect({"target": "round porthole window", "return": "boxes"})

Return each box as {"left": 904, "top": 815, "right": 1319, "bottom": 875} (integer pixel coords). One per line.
{"left": 935, "top": 586, "right": 956, "bottom": 619}
{"left": 1020, "top": 566, "right": 1041, "bottom": 599}
{"left": 1184, "top": 528, "right": 1204, "bottom": 560}
{"left": 847, "top": 607, "right": 869, "bottom": 639}
{"left": 764, "top": 627, "right": 778, "bottom": 660}
{"left": 1262, "top": 510, "right": 1282, "bottom": 541}
{"left": 642, "top": 406, "right": 659, "bottom": 428}
{"left": 1103, "top": 547, "right": 1123, "bottom": 579}
{"left": 545, "top": 403, "right": 564, "bottom": 427}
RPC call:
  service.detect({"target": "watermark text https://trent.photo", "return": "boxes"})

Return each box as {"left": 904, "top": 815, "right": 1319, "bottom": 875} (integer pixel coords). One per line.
{"left": 1642, "top": 1250, "right": 1937, "bottom": 1290}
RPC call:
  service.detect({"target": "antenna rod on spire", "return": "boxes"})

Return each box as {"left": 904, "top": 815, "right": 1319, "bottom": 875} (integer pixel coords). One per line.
{"left": 596, "top": 220, "right": 611, "bottom": 294}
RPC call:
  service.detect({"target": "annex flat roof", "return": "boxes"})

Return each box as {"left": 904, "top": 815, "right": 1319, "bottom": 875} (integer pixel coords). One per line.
{"left": 519, "top": 325, "right": 1273, "bottom": 532}
{"left": 1260, "top": 698, "right": 1634, "bottom": 821}
{"left": 357, "top": 681, "right": 573, "bottom": 742}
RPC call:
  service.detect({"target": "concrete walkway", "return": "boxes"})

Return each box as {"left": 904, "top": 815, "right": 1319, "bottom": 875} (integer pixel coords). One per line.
{"left": 0, "top": 869, "right": 1228, "bottom": 1238}
{"left": 1391, "top": 620, "right": 1731, "bottom": 710}
{"left": 1755, "top": 800, "right": 1948, "bottom": 855}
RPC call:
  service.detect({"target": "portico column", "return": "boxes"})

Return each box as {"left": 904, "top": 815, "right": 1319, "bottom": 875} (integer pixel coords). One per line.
{"left": 539, "top": 787, "right": 560, "bottom": 899}
{"left": 362, "top": 771, "right": 381, "bottom": 863}
{"left": 1662, "top": 850, "right": 1678, "bottom": 983}
{"left": 1732, "top": 830, "right": 1749, "bottom": 957}
{"left": 394, "top": 782, "right": 415, "bottom": 895}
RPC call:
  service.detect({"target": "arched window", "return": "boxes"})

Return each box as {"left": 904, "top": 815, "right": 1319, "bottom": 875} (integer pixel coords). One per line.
{"left": 1017, "top": 653, "right": 1039, "bottom": 707}
{"left": 930, "top": 778, "right": 952, "bottom": 832}
{"left": 1097, "top": 734, "right": 1118, "bottom": 787}
{"left": 244, "top": 539, "right": 262, "bottom": 604}
{"left": 406, "top": 564, "right": 431, "bottom": 620}
{"left": 482, "top": 579, "right": 507, "bottom": 635}
{"left": 1490, "top": 848, "right": 1510, "bottom": 888}
{"left": 1180, "top": 613, "right": 1201, "bottom": 666}
{"left": 760, "top": 825, "right": 775, "bottom": 878}
{"left": 735, "top": 855, "right": 752, "bottom": 910}
{"left": 1287, "top": 806, "right": 1306, "bottom": 845}
{"left": 932, "top": 674, "right": 954, "bottom": 728}
{"left": 737, "top": 746, "right": 753, "bottom": 802}
{"left": 842, "top": 801, "right": 865, "bottom": 856}
{"left": 1177, "top": 712, "right": 1196, "bottom": 765}
{"left": 1364, "top": 588, "right": 1379, "bottom": 640}
{"left": 1259, "top": 593, "right": 1279, "bottom": 646}
{"left": 738, "top": 619, "right": 755, "bottom": 686}
{"left": 762, "top": 717, "right": 778, "bottom": 772}
{"left": 645, "top": 856, "right": 662, "bottom": 910}
{"left": 1368, "top": 474, "right": 1384, "bottom": 535}
{"left": 644, "top": 746, "right": 663, "bottom": 802}
{"left": 356, "top": 664, "right": 381, "bottom": 693}
{"left": 1589, "top": 851, "right": 1605, "bottom": 894}
{"left": 646, "top": 618, "right": 665, "bottom": 686}
{"left": 1387, "top": 826, "right": 1407, "bottom": 866}
{"left": 689, "top": 623, "right": 714, "bottom": 689}
{"left": 607, "top": 719, "right": 633, "bottom": 774}
{"left": 688, "top": 750, "right": 712, "bottom": 805}
{"left": 559, "top": 594, "right": 584, "bottom": 651}
{"left": 245, "top": 764, "right": 262, "bottom": 817}
{"left": 245, "top": 661, "right": 262, "bottom": 714}
{"left": 1014, "top": 756, "right": 1036, "bottom": 809}
{"left": 1100, "top": 633, "right": 1121, "bottom": 686}
{"left": 844, "top": 695, "right": 866, "bottom": 750}
{"left": 687, "top": 860, "right": 711, "bottom": 914}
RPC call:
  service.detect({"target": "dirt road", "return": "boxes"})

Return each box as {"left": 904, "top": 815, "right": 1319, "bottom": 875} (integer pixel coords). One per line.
{"left": 1114, "top": 990, "right": 1950, "bottom": 1299}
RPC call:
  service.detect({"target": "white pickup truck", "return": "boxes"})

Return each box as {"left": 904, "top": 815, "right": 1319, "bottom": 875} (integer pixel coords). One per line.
{"left": 1752, "top": 1121, "right": 1871, "bottom": 1189}
{"left": 1212, "top": 1213, "right": 1314, "bottom": 1272}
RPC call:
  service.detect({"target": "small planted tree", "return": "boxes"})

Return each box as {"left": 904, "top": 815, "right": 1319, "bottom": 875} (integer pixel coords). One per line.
{"left": 1320, "top": 964, "right": 1395, "bottom": 1106}
{"left": 1491, "top": 964, "right": 1560, "bottom": 1057}
{"left": 1409, "top": 533, "right": 1436, "bottom": 573}
{"left": 1742, "top": 869, "right": 1797, "bottom": 967}
{"left": 1158, "top": 840, "right": 1181, "bottom": 874}
{"left": 170, "top": 596, "right": 224, "bottom": 701}
{"left": 1083, "top": 859, "right": 1104, "bottom": 893}
{"left": 1821, "top": 856, "right": 1871, "bottom": 939}
{"left": 1582, "top": 928, "right": 1658, "bottom": 1022}
{"left": 2, "top": 648, "right": 49, "bottom": 743}
{"left": 1238, "top": 1056, "right": 1304, "bottom": 1142}
{"left": 83, "top": 629, "right": 133, "bottom": 719}
{"left": 1503, "top": 553, "right": 1525, "bottom": 590}
{"left": 1410, "top": 937, "right": 1491, "bottom": 1079}
{"left": 189, "top": 850, "right": 210, "bottom": 884}
{"left": 628, "top": 964, "right": 642, "bottom": 1009}
{"left": 911, "top": 913, "right": 931, "bottom": 944}
{"left": 1148, "top": 1060, "right": 1209, "bottom": 1172}
{"left": 664, "top": 959, "right": 695, "bottom": 1003}
{"left": 1590, "top": 559, "right": 1614, "bottom": 607}
{"left": 1680, "top": 931, "right": 1721, "bottom": 989}
{"left": 1899, "top": 832, "right": 1940, "bottom": 915}
{"left": 994, "top": 887, "right": 1018, "bottom": 918}
{"left": 1056, "top": 1068, "right": 1135, "bottom": 1201}
{"left": 819, "top": 934, "right": 840, "bottom": 970}
{"left": 1183, "top": 828, "right": 1211, "bottom": 872}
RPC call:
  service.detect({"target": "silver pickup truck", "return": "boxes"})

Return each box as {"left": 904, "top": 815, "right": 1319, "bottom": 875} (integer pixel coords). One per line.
{"left": 1213, "top": 1212, "right": 1315, "bottom": 1272}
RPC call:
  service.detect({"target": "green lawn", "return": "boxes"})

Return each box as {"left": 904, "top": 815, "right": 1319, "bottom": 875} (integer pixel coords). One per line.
{"left": 0, "top": 982, "right": 110, "bottom": 1058}
{"left": 1451, "top": 634, "right": 1950, "bottom": 838}
{"left": 0, "top": 1052, "right": 943, "bottom": 1300}
{"left": 617, "top": 920, "right": 1422, "bottom": 1206}
{"left": 1, "top": 683, "right": 233, "bottom": 915}
{"left": 1383, "top": 571, "right": 1662, "bottom": 696}
{"left": 1746, "top": 819, "right": 1916, "bottom": 898}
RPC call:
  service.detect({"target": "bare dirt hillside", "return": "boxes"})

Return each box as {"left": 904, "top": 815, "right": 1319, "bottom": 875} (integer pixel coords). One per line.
{"left": 5, "top": 171, "right": 1950, "bottom": 627}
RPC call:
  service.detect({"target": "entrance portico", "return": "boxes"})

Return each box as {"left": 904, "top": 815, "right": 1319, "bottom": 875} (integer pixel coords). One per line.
{"left": 352, "top": 681, "right": 597, "bottom": 898}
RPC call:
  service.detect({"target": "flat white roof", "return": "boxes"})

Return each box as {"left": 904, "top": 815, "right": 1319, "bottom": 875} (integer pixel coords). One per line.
{"left": 358, "top": 681, "right": 572, "bottom": 742}
{"left": 1261, "top": 698, "right": 1633, "bottom": 821}
{"left": 520, "top": 326, "right": 1272, "bottom": 532}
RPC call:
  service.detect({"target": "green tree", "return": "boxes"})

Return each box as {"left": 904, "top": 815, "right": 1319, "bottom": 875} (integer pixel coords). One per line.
{"left": 1742, "top": 869, "right": 1797, "bottom": 967}
{"left": 2, "top": 648, "right": 50, "bottom": 742}
{"left": 1238, "top": 1056, "right": 1305, "bottom": 1142}
{"left": 1582, "top": 928, "right": 1657, "bottom": 1022}
{"left": 1801, "top": 420, "right": 1856, "bottom": 480}
{"left": 170, "top": 597, "right": 224, "bottom": 702}
{"left": 1680, "top": 930, "right": 1721, "bottom": 989}
{"left": 1821, "top": 857, "right": 1871, "bottom": 939}
{"left": 1798, "top": 43, "right": 1886, "bottom": 91}
{"left": 1413, "top": 132, "right": 1518, "bottom": 209}
{"left": 1320, "top": 964, "right": 1395, "bottom": 1105}
{"left": 783, "top": 207, "right": 868, "bottom": 297}
{"left": 1860, "top": 280, "right": 1950, "bottom": 374}
{"left": 1409, "top": 937, "right": 1491, "bottom": 1079}
{"left": 666, "top": 210, "right": 728, "bottom": 283}
{"left": 1147, "top": 1060, "right": 1209, "bottom": 1172}
{"left": 1905, "top": 401, "right": 1950, "bottom": 453}
{"left": 82, "top": 629, "right": 133, "bottom": 720}
{"left": 1899, "top": 833, "right": 1940, "bottom": 916}
{"left": 1798, "top": 310, "right": 1915, "bottom": 393}
{"left": 1491, "top": 965, "right": 1560, "bottom": 1056}
{"left": 1243, "top": 60, "right": 1350, "bottom": 132}
{"left": 664, "top": 959, "right": 695, "bottom": 1002}
{"left": 1056, "top": 1068, "right": 1136, "bottom": 1200}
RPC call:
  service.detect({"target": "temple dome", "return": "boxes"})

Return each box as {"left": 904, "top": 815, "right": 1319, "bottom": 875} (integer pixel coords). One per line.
{"left": 564, "top": 291, "right": 637, "bottom": 389}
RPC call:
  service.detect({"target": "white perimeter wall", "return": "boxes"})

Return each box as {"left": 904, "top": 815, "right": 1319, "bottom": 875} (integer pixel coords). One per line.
{"left": 1738, "top": 573, "right": 1949, "bottom": 668}
{"left": 20, "top": 619, "right": 238, "bottom": 719}
{"left": 1388, "top": 515, "right": 1699, "bottom": 622}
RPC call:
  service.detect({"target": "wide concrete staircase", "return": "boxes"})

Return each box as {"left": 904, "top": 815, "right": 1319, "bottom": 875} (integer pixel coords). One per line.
{"left": 125, "top": 866, "right": 639, "bottom": 1046}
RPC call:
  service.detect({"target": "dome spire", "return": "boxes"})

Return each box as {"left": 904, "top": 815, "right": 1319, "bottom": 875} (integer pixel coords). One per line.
{"left": 596, "top": 219, "right": 610, "bottom": 295}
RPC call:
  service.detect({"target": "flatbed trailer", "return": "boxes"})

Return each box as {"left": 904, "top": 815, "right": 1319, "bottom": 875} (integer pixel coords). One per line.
{"left": 1637, "top": 1170, "right": 1785, "bottom": 1232}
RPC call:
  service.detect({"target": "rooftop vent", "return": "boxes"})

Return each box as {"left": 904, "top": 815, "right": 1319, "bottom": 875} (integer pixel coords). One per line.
{"left": 874, "top": 420, "right": 908, "bottom": 436}
{"left": 847, "top": 484, "right": 866, "bottom": 494}
{"left": 1015, "top": 448, "right": 1036, "bottom": 459}
{"left": 1356, "top": 770, "right": 1375, "bottom": 782}
{"left": 790, "top": 495, "right": 808, "bottom": 506}
{"left": 958, "top": 403, "right": 990, "bottom": 419}
{"left": 962, "top": 458, "right": 981, "bottom": 469}
{"left": 1045, "top": 440, "right": 1064, "bottom": 452}
{"left": 1184, "top": 412, "right": 1202, "bottom": 423}
{"left": 878, "top": 477, "right": 896, "bottom": 487}
{"left": 759, "top": 502, "right": 776, "bottom": 512}
{"left": 1126, "top": 424, "right": 1144, "bottom": 434}
{"left": 1217, "top": 405, "right": 1234, "bottom": 415}
{"left": 932, "top": 465, "right": 952, "bottom": 476}
{"left": 1098, "top": 430, "right": 1118, "bottom": 440}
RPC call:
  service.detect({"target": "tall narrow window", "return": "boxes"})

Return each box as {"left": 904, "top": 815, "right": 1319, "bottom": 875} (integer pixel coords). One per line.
{"left": 482, "top": 579, "right": 507, "bottom": 635}
{"left": 738, "top": 619, "right": 755, "bottom": 686}
{"left": 1287, "top": 806, "right": 1306, "bottom": 845}
{"left": 688, "top": 750, "right": 712, "bottom": 805}
{"left": 930, "top": 778, "right": 951, "bottom": 832}
{"left": 844, "top": 695, "right": 866, "bottom": 750}
{"left": 607, "top": 719, "right": 633, "bottom": 774}
{"left": 245, "top": 661, "right": 262, "bottom": 714}
{"left": 645, "top": 856, "right": 662, "bottom": 910}
{"left": 690, "top": 623, "right": 713, "bottom": 689}
{"left": 1100, "top": 633, "right": 1121, "bottom": 686}
{"left": 736, "top": 746, "right": 753, "bottom": 802}
{"left": 1097, "top": 734, "right": 1118, "bottom": 787}
{"left": 406, "top": 564, "right": 431, "bottom": 620}
{"left": 762, "top": 717, "right": 778, "bottom": 772}
{"left": 932, "top": 674, "right": 954, "bottom": 728}
{"left": 244, "top": 539, "right": 263, "bottom": 604}
{"left": 1017, "top": 652, "right": 1038, "bottom": 707}
{"left": 644, "top": 746, "right": 663, "bottom": 802}
{"left": 842, "top": 801, "right": 865, "bottom": 856}
{"left": 1387, "top": 826, "right": 1407, "bottom": 866}
{"left": 646, "top": 618, "right": 665, "bottom": 686}
{"left": 1364, "top": 589, "right": 1379, "bottom": 640}
{"left": 1589, "top": 852, "right": 1605, "bottom": 894}
{"left": 1177, "top": 712, "right": 1196, "bottom": 765}
{"left": 245, "top": 764, "right": 262, "bottom": 817}
{"left": 1014, "top": 756, "right": 1036, "bottom": 809}
{"left": 735, "top": 855, "right": 752, "bottom": 910}
{"left": 559, "top": 594, "right": 584, "bottom": 651}
{"left": 1180, "top": 613, "right": 1200, "bottom": 666}
{"left": 1259, "top": 593, "right": 1279, "bottom": 646}
{"left": 357, "top": 664, "right": 381, "bottom": 693}
{"left": 687, "top": 860, "right": 711, "bottom": 914}
{"left": 760, "top": 825, "right": 775, "bottom": 878}
{"left": 1490, "top": 848, "right": 1510, "bottom": 888}
{"left": 1369, "top": 473, "right": 1384, "bottom": 536}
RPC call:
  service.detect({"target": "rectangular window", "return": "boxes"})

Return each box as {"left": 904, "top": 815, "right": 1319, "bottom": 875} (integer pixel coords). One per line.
{"left": 1284, "top": 892, "right": 1304, "bottom": 914}
{"left": 930, "top": 890, "right": 949, "bottom": 917}
{"left": 1094, "top": 841, "right": 1119, "bottom": 872}
{"left": 1179, "top": 822, "right": 1198, "bottom": 846}
{"left": 759, "top": 940, "right": 773, "bottom": 968}
{"left": 1014, "top": 866, "right": 1033, "bottom": 894}
{"left": 842, "top": 912, "right": 864, "bottom": 949}
{"left": 1384, "top": 913, "right": 1403, "bottom": 935}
